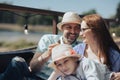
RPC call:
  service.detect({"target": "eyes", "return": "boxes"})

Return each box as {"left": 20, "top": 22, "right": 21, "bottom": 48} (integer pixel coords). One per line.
{"left": 62, "top": 24, "right": 91, "bottom": 33}
{"left": 55, "top": 58, "right": 70, "bottom": 67}
{"left": 62, "top": 24, "right": 81, "bottom": 30}
{"left": 80, "top": 28, "right": 91, "bottom": 33}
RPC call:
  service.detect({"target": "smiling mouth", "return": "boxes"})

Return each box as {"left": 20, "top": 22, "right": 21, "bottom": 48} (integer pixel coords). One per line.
{"left": 63, "top": 69, "right": 69, "bottom": 73}
{"left": 70, "top": 34, "right": 76, "bottom": 38}
{"left": 70, "top": 33, "right": 76, "bottom": 36}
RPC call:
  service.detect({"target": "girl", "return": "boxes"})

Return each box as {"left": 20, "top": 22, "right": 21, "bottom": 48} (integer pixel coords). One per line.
{"left": 48, "top": 44, "right": 112, "bottom": 80}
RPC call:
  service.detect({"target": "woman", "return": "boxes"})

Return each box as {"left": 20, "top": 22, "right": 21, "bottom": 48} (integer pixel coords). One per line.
{"left": 74, "top": 14, "right": 120, "bottom": 80}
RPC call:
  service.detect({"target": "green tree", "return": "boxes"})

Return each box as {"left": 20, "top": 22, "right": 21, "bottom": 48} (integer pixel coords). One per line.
{"left": 0, "top": 11, "right": 15, "bottom": 23}
{"left": 29, "top": 15, "right": 52, "bottom": 25}
{"left": 115, "top": 2, "right": 120, "bottom": 25}
{"left": 82, "top": 9, "right": 97, "bottom": 15}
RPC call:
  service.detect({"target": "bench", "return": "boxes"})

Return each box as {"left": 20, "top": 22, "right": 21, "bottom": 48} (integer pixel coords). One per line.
{"left": 0, "top": 47, "right": 36, "bottom": 73}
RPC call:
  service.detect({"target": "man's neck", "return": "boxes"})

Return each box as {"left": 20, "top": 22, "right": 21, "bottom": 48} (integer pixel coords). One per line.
{"left": 62, "top": 37, "right": 72, "bottom": 44}
{"left": 60, "top": 36, "right": 78, "bottom": 47}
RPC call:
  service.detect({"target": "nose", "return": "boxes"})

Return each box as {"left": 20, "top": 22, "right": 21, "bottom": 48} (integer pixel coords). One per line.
{"left": 61, "top": 64, "right": 67, "bottom": 70}
{"left": 71, "top": 28, "right": 76, "bottom": 33}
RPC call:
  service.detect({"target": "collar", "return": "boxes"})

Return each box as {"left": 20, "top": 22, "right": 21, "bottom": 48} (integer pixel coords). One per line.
{"left": 59, "top": 36, "right": 79, "bottom": 47}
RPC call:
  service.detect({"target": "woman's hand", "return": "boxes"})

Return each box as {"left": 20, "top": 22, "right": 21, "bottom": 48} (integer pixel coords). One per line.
{"left": 111, "top": 72, "right": 120, "bottom": 80}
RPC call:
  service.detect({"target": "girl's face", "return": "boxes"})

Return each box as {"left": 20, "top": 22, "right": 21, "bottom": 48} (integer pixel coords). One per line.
{"left": 80, "top": 21, "right": 94, "bottom": 44}
{"left": 55, "top": 57, "right": 78, "bottom": 75}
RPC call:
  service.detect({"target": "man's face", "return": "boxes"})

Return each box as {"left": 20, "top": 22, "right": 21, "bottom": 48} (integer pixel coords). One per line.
{"left": 62, "top": 23, "right": 80, "bottom": 44}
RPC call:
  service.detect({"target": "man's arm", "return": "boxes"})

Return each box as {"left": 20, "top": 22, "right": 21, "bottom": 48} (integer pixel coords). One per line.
{"left": 29, "top": 50, "right": 51, "bottom": 73}
{"left": 29, "top": 43, "right": 59, "bottom": 73}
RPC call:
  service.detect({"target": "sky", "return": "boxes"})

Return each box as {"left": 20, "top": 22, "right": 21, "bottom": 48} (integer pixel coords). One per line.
{"left": 0, "top": 0, "right": 120, "bottom": 18}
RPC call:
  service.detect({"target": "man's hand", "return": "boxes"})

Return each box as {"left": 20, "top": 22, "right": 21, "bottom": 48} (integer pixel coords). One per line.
{"left": 38, "top": 43, "right": 59, "bottom": 61}
{"left": 30, "top": 43, "right": 59, "bottom": 73}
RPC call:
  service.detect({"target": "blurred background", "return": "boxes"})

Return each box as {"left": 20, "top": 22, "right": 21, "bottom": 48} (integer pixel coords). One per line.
{"left": 0, "top": 0, "right": 120, "bottom": 51}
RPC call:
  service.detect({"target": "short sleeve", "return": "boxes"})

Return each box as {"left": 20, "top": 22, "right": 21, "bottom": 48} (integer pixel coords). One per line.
{"left": 36, "top": 34, "right": 61, "bottom": 53}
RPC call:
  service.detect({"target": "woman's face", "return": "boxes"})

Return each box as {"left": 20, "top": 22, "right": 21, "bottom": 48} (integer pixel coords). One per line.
{"left": 80, "top": 21, "right": 95, "bottom": 44}
{"left": 55, "top": 57, "right": 78, "bottom": 75}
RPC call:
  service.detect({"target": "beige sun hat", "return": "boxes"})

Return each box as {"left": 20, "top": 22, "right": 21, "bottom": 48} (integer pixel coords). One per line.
{"left": 57, "top": 12, "right": 82, "bottom": 31}
{"left": 48, "top": 44, "right": 80, "bottom": 70}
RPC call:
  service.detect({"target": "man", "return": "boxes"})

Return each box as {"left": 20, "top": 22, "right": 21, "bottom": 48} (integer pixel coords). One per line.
{"left": 30, "top": 11, "right": 82, "bottom": 79}
{"left": 0, "top": 11, "right": 81, "bottom": 80}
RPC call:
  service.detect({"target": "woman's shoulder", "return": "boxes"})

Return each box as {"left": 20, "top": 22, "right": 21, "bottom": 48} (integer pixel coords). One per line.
{"left": 109, "top": 47, "right": 120, "bottom": 58}
{"left": 74, "top": 42, "right": 86, "bottom": 47}
{"left": 109, "top": 48, "right": 120, "bottom": 72}
{"left": 73, "top": 43, "right": 86, "bottom": 55}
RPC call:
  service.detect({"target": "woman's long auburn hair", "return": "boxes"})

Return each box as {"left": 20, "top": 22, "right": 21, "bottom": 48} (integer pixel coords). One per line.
{"left": 82, "top": 14, "right": 120, "bottom": 68}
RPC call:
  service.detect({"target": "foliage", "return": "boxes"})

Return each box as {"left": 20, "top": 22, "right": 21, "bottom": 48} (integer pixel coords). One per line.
{"left": 0, "top": 39, "right": 36, "bottom": 50}
{"left": 110, "top": 26, "right": 120, "bottom": 37}
{"left": 28, "top": 15, "right": 53, "bottom": 25}
{"left": 82, "top": 9, "right": 97, "bottom": 15}
{"left": 0, "top": 11, "right": 53, "bottom": 25}
{"left": 16, "top": 13, "right": 26, "bottom": 25}
{"left": 0, "top": 11, "right": 15, "bottom": 23}
{"left": 115, "top": 2, "right": 120, "bottom": 26}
